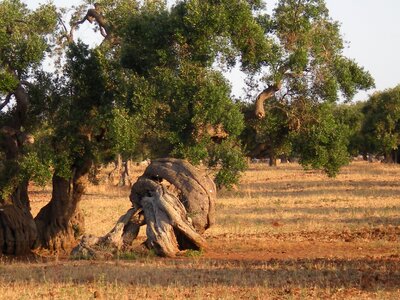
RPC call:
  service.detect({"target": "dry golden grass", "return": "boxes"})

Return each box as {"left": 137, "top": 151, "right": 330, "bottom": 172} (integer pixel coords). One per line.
{"left": 1, "top": 161, "right": 400, "bottom": 299}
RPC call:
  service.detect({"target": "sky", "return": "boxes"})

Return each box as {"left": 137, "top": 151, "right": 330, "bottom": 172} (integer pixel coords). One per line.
{"left": 24, "top": 0, "right": 400, "bottom": 101}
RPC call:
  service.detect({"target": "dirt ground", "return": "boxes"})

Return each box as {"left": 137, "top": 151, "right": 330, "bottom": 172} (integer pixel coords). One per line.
{"left": 1, "top": 161, "right": 399, "bottom": 299}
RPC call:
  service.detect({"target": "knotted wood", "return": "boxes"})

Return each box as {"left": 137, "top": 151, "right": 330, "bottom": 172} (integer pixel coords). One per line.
{"left": 72, "top": 158, "right": 216, "bottom": 258}
{"left": 71, "top": 207, "right": 143, "bottom": 259}
{"left": 131, "top": 158, "right": 216, "bottom": 233}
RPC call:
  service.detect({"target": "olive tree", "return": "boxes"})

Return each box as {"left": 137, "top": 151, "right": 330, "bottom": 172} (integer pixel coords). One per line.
{"left": 0, "top": 0, "right": 57, "bottom": 254}
{"left": 362, "top": 86, "right": 400, "bottom": 163}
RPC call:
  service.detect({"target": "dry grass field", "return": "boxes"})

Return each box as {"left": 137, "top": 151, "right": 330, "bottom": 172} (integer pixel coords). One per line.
{"left": 1, "top": 161, "right": 400, "bottom": 299}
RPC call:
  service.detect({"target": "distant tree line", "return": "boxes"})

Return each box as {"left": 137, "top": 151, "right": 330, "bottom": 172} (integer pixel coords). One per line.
{"left": 243, "top": 84, "right": 400, "bottom": 176}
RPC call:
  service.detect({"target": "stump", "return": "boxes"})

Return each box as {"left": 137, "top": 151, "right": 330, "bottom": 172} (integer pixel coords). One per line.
{"left": 72, "top": 158, "right": 216, "bottom": 258}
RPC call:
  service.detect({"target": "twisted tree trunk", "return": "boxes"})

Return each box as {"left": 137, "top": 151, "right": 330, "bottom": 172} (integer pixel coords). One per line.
{"left": 34, "top": 162, "right": 91, "bottom": 253}
{"left": 130, "top": 158, "right": 215, "bottom": 256}
{"left": 0, "top": 83, "right": 37, "bottom": 255}
{"left": 255, "top": 83, "right": 281, "bottom": 119}
{"left": 0, "top": 182, "right": 37, "bottom": 255}
{"left": 72, "top": 158, "right": 216, "bottom": 258}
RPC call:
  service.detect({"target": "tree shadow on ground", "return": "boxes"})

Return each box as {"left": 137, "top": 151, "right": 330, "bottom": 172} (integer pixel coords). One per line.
{"left": 0, "top": 257, "right": 399, "bottom": 292}
{"left": 222, "top": 179, "right": 400, "bottom": 199}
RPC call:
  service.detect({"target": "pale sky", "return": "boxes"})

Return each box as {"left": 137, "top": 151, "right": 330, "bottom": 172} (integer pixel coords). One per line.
{"left": 24, "top": 0, "right": 400, "bottom": 101}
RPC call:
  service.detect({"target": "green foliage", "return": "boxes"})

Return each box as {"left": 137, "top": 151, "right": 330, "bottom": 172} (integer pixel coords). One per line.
{"left": 120, "top": 8, "right": 173, "bottom": 74}
{"left": 28, "top": 38, "right": 150, "bottom": 182}
{"left": 121, "top": 0, "right": 273, "bottom": 72}
{"left": 19, "top": 151, "right": 52, "bottom": 187}
{"left": 293, "top": 103, "right": 350, "bottom": 177}
{"left": 118, "top": 1, "right": 265, "bottom": 187}
{"left": 238, "top": 0, "right": 374, "bottom": 176}
{"left": 0, "top": 70, "right": 18, "bottom": 92}
{"left": 361, "top": 86, "right": 400, "bottom": 160}
{"left": 334, "top": 102, "right": 365, "bottom": 157}
{"left": 208, "top": 139, "right": 247, "bottom": 189}
{"left": 108, "top": 108, "right": 140, "bottom": 159}
{"left": 276, "top": 0, "right": 372, "bottom": 99}
{"left": 0, "top": 0, "right": 57, "bottom": 85}
{"left": 184, "top": 249, "right": 203, "bottom": 258}
{"left": 0, "top": 160, "right": 19, "bottom": 200}
{"left": 0, "top": 0, "right": 377, "bottom": 193}
{"left": 0, "top": 1, "right": 56, "bottom": 200}
{"left": 0, "top": 145, "right": 52, "bottom": 199}
{"left": 243, "top": 99, "right": 292, "bottom": 161}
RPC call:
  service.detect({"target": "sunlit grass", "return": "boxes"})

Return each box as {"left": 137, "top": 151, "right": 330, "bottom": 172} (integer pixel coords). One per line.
{"left": 2, "top": 161, "right": 399, "bottom": 299}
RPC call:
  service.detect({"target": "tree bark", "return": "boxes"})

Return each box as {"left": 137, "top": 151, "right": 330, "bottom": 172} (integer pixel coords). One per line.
{"left": 0, "top": 83, "right": 37, "bottom": 255}
{"left": 130, "top": 158, "right": 215, "bottom": 257}
{"left": 383, "top": 152, "right": 394, "bottom": 164}
{"left": 34, "top": 162, "right": 91, "bottom": 253}
{"left": 118, "top": 160, "right": 132, "bottom": 187}
{"left": 269, "top": 155, "right": 277, "bottom": 167}
{"left": 0, "top": 182, "right": 37, "bottom": 255}
{"left": 71, "top": 158, "right": 215, "bottom": 258}
{"left": 71, "top": 207, "right": 144, "bottom": 259}
{"left": 131, "top": 158, "right": 216, "bottom": 233}
{"left": 255, "top": 83, "right": 281, "bottom": 119}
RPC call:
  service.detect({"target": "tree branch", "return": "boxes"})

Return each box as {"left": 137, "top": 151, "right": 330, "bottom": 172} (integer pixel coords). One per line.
{"left": 70, "top": 4, "right": 110, "bottom": 41}
{"left": 57, "top": 14, "right": 74, "bottom": 43}
{"left": 255, "top": 83, "right": 282, "bottom": 119}
{"left": 58, "top": 14, "right": 69, "bottom": 34}
{"left": 0, "top": 93, "right": 12, "bottom": 111}
{"left": 20, "top": 80, "right": 33, "bottom": 89}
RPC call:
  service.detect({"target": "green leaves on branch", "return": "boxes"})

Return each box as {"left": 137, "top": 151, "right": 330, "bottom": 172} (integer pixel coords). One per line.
{"left": 0, "top": 70, "right": 18, "bottom": 92}
{"left": 293, "top": 103, "right": 350, "bottom": 177}
{"left": 0, "top": 0, "right": 57, "bottom": 80}
{"left": 334, "top": 57, "right": 375, "bottom": 100}
{"left": 0, "top": 0, "right": 378, "bottom": 191}
{"left": 108, "top": 108, "right": 140, "bottom": 159}
{"left": 19, "top": 151, "right": 52, "bottom": 187}
{"left": 208, "top": 139, "right": 247, "bottom": 189}
{"left": 362, "top": 86, "right": 400, "bottom": 160}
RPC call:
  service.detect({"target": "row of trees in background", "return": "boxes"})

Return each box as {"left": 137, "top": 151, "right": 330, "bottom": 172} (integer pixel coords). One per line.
{"left": 0, "top": 0, "right": 379, "bottom": 255}
{"left": 347, "top": 85, "right": 400, "bottom": 164}
{"left": 246, "top": 84, "right": 400, "bottom": 177}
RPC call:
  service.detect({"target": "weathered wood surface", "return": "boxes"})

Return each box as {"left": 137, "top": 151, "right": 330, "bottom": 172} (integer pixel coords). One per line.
{"left": 71, "top": 208, "right": 143, "bottom": 259}
{"left": 131, "top": 158, "right": 216, "bottom": 233}
{"left": 72, "top": 158, "right": 215, "bottom": 258}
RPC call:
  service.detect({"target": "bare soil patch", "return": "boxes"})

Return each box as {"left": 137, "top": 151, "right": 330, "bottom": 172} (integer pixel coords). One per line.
{"left": 1, "top": 161, "right": 399, "bottom": 299}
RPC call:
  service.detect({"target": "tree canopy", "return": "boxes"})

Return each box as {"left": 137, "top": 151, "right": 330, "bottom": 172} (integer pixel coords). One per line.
{"left": 361, "top": 86, "right": 400, "bottom": 162}
{"left": 0, "top": 0, "right": 377, "bottom": 255}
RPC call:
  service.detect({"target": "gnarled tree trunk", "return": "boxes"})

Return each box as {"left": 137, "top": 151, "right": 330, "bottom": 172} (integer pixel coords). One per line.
{"left": 34, "top": 162, "right": 91, "bottom": 253}
{"left": 0, "top": 182, "right": 37, "bottom": 255}
{"left": 0, "top": 83, "right": 37, "bottom": 255}
{"left": 72, "top": 158, "right": 216, "bottom": 258}
{"left": 130, "top": 158, "right": 215, "bottom": 256}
